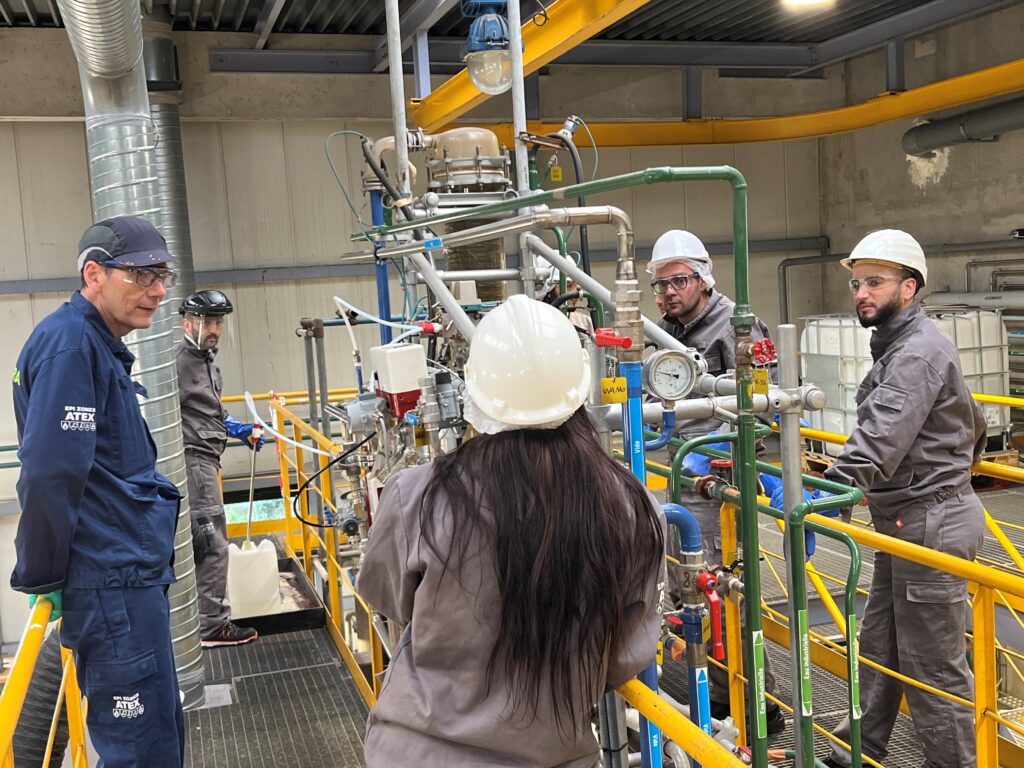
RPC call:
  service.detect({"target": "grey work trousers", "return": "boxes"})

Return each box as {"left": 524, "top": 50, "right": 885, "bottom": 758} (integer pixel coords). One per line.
{"left": 829, "top": 490, "right": 985, "bottom": 768}
{"left": 185, "top": 451, "right": 231, "bottom": 636}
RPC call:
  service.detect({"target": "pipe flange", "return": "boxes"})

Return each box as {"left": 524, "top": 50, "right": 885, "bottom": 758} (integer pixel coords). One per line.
{"left": 693, "top": 474, "right": 719, "bottom": 500}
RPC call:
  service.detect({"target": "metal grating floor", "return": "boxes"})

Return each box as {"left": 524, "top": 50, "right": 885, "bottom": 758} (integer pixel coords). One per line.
{"left": 660, "top": 641, "right": 926, "bottom": 767}
{"left": 185, "top": 629, "right": 367, "bottom": 768}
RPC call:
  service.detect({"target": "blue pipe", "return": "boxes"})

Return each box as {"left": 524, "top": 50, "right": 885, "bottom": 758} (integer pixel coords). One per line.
{"left": 643, "top": 409, "right": 676, "bottom": 451}
{"left": 369, "top": 190, "right": 393, "bottom": 344}
{"left": 622, "top": 362, "right": 646, "bottom": 481}
{"left": 622, "top": 359, "right": 662, "bottom": 768}
{"left": 661, "top": 503, "right": 702, "bottom": 553}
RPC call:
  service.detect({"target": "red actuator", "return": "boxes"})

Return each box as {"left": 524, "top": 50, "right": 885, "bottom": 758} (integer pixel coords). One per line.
{"left": 695, "top": 571, "right": 725, "bottom": 660}
{"left": 751, "top": 338, "right": 776, "bottom": 365}
{"left": 594, "top": 328, "right": 632, "bottom": 349}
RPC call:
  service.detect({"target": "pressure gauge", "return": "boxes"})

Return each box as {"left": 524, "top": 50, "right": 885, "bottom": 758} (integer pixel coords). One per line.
{"left": 644, "top": 349, "right": 699, "bottom": 402}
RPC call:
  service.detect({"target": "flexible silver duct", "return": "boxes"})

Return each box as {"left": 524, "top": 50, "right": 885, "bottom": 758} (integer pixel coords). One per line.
{"left": 58, "top": 0, "right": 204, "bottom": 708}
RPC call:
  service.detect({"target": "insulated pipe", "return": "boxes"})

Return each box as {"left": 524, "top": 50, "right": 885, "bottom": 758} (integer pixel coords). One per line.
{"left": 413, "top": 268, "right": 522, "bottom": 283}
{"left": 383, "top": 0, "right": 412, "bottom": 201}
{"left": 778, "top": 324, "right": 812, "bottom": 767}
{"left": 506, "top": 0, "right": 530, "bottom": 196}
{"left": 58, "top": 0, "right": 204, "bottom": 708}
{"left": 902, "top": 95, "right": 1024, "bottom": 156}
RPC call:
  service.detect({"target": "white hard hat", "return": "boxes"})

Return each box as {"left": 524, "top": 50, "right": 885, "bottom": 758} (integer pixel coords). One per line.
{"left": 464, "top": 294, "right": 591, "bottom": 429}
{"left": 841, "top": 229, "right": 927, "bottom": 287}
{"left": 648, "top": 229, "right": 710, "bottom": 273}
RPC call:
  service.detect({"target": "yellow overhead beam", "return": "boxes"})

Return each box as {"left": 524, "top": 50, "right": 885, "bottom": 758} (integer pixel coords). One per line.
{"left": 483, "top": 57, "right": 1024, "bottom": 147}
{"left": 410, "top": 0, "right": 654, "bottom": 133}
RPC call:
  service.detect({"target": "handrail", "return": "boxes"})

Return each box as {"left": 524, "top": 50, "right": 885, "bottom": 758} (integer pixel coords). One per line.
{"left": 0, "top": 599, "right": 53, "bottom": 753}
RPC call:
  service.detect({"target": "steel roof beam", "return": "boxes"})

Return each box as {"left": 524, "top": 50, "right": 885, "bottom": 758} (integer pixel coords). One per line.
{"left": 252, "top": 0, "right": 287, "bottom": 49}
{"left": 801, "top": 0, "right": 1019, "bottom": 75}
{"left": 373, "top": 0, "right": 458, "bottom": 72}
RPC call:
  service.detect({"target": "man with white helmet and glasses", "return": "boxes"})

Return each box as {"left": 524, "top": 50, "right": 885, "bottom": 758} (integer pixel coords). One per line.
{"left": 648, "top": 229, "right": 782, "bottom": 732}
{"left": 822, "top": 230, "right": 986, "bottom": 768}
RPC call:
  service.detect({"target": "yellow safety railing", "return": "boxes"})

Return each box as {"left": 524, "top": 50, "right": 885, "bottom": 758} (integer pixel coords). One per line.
{"left": 770, "top": 412, "right": 1024, "bottom": 767}
{"left": 0, "top": 600, "right": 88, "bottom": 768}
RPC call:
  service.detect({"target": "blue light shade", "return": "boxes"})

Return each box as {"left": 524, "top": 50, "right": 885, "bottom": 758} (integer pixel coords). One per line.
{"left": 461, "top": 12, "right": 511, "bottom": 57}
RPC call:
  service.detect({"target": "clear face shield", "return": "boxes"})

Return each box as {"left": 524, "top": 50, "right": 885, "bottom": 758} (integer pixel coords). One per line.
{"left": 183, "top": 313, "right": 233, "bottom": 352}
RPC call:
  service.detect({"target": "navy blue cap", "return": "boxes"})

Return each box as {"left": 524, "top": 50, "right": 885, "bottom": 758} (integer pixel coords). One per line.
{"left": 77, "top": 216, "right": 174, "bottom": 271}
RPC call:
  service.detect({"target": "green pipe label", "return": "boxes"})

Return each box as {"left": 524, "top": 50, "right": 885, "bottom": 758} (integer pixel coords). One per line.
{"left": 752, "top": 630, "right": 767, "bottom": 739}
{"left": 849, "top": 614, "right": 862, "bottom": 719}
{"left": 798, "top": 609, "right": 813, "bottom": 716}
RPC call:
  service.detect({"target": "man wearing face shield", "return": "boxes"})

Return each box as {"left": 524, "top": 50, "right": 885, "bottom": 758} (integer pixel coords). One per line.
{"left": 175, "top": 290, "right": 263, "bottom": 647}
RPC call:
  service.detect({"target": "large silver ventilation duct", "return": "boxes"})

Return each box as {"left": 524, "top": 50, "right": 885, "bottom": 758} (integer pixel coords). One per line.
{"left": 902, "top": 95, "right": 1024, "bottom": 156}
{"left": 58, "top": 0, "right": 205, "bottom": 709}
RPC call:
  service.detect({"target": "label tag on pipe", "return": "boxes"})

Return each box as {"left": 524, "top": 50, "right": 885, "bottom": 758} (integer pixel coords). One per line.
{"left": 798, "top": 608, "right": 813, "bottom": 716}
{"left": 754, "top": 368, "right": 770, "bottom": 396}
{"left": 600, "top": 377, "right": 628, "bottom": 404}
{"left": 849, "top": 615, "right": 862, "bottom": 719}
{"left": 550, "top": 165, "right": 563, "bottom": 182}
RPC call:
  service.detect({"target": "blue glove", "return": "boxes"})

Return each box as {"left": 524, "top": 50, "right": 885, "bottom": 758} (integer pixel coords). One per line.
{"left": 680, "top": 436, "right": 730, "bottom": 476}
{"left": 29, "top": 590, "right": 62, "bottom": 622}
{"left": 773, "top": 414, "right": 811, "bottom": 429}
{"left": 224, "top": 417, "right": 264, "bottom": 451}
{"left": 765, "top": 478, "right": 821, "bottom": 557}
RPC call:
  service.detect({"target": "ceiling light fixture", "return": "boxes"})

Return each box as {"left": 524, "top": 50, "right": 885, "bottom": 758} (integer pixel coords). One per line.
{"left": 461, "top": 0, "right": 513, "bottom": 96}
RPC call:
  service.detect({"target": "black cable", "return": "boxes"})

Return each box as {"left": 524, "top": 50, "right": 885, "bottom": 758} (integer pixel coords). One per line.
{"left": 291, "top": 431, "right": 377, "bottom": 529}
{"left": 549, "top": 289, "right": 581, "bottom": 309}
{"left": 545, "top": 133, "right": 592, "bottom": 275}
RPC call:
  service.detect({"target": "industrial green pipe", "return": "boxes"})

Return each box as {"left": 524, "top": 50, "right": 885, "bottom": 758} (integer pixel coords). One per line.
{"left": 358, "top": 166, "right": 752, "bottom": 240}
{"left": 549, "top": 226, "right": 569, "bottom": 295}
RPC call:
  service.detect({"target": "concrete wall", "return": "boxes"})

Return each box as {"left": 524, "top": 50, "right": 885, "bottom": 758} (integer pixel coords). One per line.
{"left": 819, "top": 3, "right": 1024, "bottom": 308}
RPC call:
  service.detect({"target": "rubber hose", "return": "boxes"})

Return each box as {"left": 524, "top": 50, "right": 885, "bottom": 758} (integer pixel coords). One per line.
{"left": 546, "top": 133, "right": 592, "bottom": 275}
{"left": 549, "top": 290, "right": 581, "bottom": 309}
{"left": 12, "top": 629, "right": 70, "bottom": 767}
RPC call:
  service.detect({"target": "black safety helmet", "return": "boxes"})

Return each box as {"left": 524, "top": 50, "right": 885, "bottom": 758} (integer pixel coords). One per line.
{"left": 179, "top": 289, "right": 234, "bottom": 317}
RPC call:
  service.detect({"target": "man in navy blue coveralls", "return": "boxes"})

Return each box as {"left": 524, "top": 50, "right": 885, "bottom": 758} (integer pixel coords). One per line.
{"left": 11, "top": 216, "right": 185, "bottom": 767}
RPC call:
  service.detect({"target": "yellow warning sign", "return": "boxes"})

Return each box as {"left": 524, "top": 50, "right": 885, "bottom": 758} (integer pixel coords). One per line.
{"left": 550, "top": 165, "right": 563, "bottom": 182}
{"left": 600, "top": 377, "right": 628, "bottom": 404}
{"left": 754, "top": 368, "right": 770, "bottom": 396}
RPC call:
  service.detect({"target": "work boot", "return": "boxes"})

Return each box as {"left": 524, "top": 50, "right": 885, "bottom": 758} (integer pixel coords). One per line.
{"left": 201, "top": 622, "right": 258, "bottom": 647}
{"left": 709, "top": 701, "right": 786, "bottom": 736}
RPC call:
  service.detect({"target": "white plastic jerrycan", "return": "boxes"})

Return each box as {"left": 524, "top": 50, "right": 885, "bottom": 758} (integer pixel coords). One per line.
{"left": 227, "top": 539, "right": 283, "bottom": 619}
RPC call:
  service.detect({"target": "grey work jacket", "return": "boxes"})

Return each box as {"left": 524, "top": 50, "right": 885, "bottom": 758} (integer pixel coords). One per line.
{"left": 356, "top": 462, "right": 666, "bottom": 768}
{"left": 825, "top": 301, "right": 986, "bottom": 529}
{"left": 175, "top": 339, "right": 228, "bottom": 460}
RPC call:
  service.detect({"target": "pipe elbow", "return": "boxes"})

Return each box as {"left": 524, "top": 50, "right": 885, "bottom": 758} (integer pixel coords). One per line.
{"left": 662, "top": 503, "right": 703, "bottom": 553}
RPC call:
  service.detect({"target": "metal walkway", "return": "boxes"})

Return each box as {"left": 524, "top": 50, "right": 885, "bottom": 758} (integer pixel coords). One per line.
{"left": 184, "top": 629, "right": 367, "bottom": 768}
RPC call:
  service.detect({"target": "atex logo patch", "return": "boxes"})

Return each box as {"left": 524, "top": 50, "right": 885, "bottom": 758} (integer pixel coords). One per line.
{"left": 112, "top": 692, "right": 145, "bottom": 719}
{"left": 61, "top": 405, "right": 97, "bottom": 432}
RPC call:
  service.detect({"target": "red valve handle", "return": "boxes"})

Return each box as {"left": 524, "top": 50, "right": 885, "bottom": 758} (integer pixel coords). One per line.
{"left": 751, "top": 338, "right": 776, "bottom": 365}
{"left": 417, "top": 321, "right": 441, "bottom": 334}
{"left": 594, "top": 328, "right": 632, "bottom": 349}
{"left": 695, "top": 571, "right": 725, "bottom": 660}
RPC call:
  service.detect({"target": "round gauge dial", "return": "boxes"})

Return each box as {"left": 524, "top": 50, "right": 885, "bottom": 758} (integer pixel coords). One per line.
{"left": 644, "top": 350, "right": 698, "bottom": 402}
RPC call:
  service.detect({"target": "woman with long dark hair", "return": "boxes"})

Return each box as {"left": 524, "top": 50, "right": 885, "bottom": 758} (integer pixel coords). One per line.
{"left": 357, "top": 295, "right": 666, "bottom": 767}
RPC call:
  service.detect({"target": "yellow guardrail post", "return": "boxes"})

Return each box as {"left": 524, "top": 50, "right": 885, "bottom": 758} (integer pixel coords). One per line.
{"left": 61, "top": 646, "right": 88, "bottom": 768}
{"left": 974, "top": 586, "right": 999, "bottom": 766}
{"left": 291, "top": 421, "right": 315, "bottom": 582}
{"left": 0, "top": 598, "right": 53, "bottom": 754}
{"left": 719, "top": 502, "right": 747, "bottom": 746}
{"left": 617, "top": 679, "right": 746, "bottom": 767}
